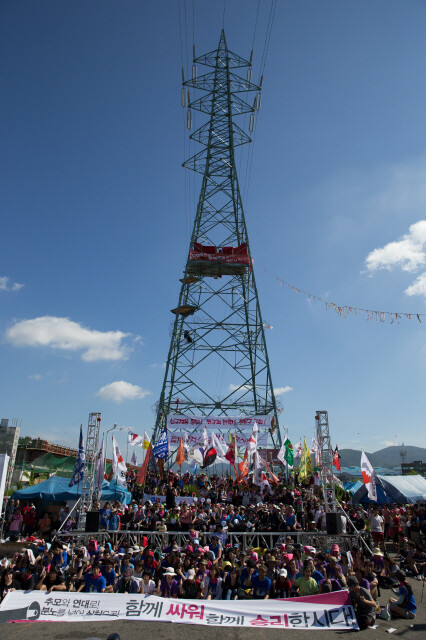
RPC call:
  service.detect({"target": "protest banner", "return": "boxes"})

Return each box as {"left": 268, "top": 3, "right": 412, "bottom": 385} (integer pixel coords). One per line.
{"left": 167, "top": 415, "right": 270, "bottom": 449}
{"left": 0, "top": 590, "right": 358, "bottom": 630}
{"left": 143, "top": 493, "right": 195, "bottom": 505}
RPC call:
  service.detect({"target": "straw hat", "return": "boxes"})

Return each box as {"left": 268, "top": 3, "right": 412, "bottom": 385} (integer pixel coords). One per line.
{"left": 164, "top": 567, "right": 176, "bottom": 576}
{"left": 372, "top": 547, "right": 384, "bottom": 557}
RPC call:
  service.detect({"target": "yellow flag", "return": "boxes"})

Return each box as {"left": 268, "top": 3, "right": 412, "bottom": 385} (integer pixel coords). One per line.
{"left": 299, "top": 438, "right": 313, "bottom": 482}
{"left": 143, "top": 431, "right": 150, "bottom": 450}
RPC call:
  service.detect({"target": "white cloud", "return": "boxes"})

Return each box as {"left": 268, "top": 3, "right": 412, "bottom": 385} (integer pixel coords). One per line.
{"left": 29, "top": 373, "right": 43, "bottom": 380}
{"left": 405, "top": 272, "right": 426, "bottom": 299}
{"left": 229, "top": 383, "right": 252, "bottom": 392}
{"left": 382, "top": 440, "right": 396, "bottom": 448}
{"left": 97, "top": 381, "right": 151, "bottom": 403}
{"left": 0, "top": 276, "right": 24, "bottom": 291}
{"left": 365, "top": 220, "right": 426, "bottom": 272}
{"left": 6, "top": 316, "right": 136, "bottom": 361}
{"left": 274, "top": 386, "right": 293, "bottom": 396}
{"left": 149, "top": 362, "right": 166, "bottom": 369}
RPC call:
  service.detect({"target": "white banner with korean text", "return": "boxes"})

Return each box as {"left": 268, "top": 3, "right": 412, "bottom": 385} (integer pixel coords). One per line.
{"left": 167, "top": 415, "right": 270, "bottom": 449}
{"left": 0, "top": 590, "right": 358, "bottom": 630}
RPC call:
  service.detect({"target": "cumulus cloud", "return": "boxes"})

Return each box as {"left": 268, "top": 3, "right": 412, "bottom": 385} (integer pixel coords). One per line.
{"left": 274, "top": 386, "right": 293, "bottom": 396}
{"left": 97, "top": 381, "right": 151, "bottom": 403}
{"left": 29, "top": 373, "right": 43, "bottom": 380}
{"left": 0, "top": 276, "right": 24, "bottom": 291}
{"left": 229, "top": 383, "right": 252, "bottom": 392}
{"left": 365, "top": 220, "right": 426, "bottom": 272}
{"left": 405, "top": 272, "right": 426, "bottom": 298}
{"left": 6, "top": 316, "right": 136, "bottom": 361}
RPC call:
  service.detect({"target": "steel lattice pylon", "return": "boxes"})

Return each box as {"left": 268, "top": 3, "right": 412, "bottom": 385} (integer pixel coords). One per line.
{"left": 315, "top": 410, "right": 337, "bottom": 512}
{"left": 153, "top": 31, "right": 281, "bottom": 453}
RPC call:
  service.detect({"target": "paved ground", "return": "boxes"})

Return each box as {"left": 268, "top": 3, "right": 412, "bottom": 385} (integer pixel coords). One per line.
{"left": 1, "top": 579, "right": 425, "bottom": 640}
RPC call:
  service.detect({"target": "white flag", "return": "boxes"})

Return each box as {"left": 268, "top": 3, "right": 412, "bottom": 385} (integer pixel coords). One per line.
{"left": 203, "top": 426, "right": 208, "bottom": 450}
{"left": 246, "top": 421, "right": 258, "bottom": 455}
{"left": 211, "top": 433, "right": 227, "bottom": 463}
{"left": 128, "top": 430, "right": 144, "bottom": 447}
{"left": 361, "top": 450, "right": 377, "bottom": 501}
{"left": 94, "top": 436, "right": 105, "bottom": 494}
{"left": 277, "top": 440, "right": 286, "bottom": 464}
{"left": 112, "top": 435, "right": 127, "bottom": 489}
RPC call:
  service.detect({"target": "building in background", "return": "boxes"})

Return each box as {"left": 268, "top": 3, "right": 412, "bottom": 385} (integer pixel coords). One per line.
{"left": 0, "top": 419, "right": 20, "bottom": 496}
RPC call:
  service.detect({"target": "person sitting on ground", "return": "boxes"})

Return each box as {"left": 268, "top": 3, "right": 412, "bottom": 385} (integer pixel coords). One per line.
{"left": 222, "top": 567, "right": 240, "bottom": 600}
{"left": 140, "top": 570, "right": 156, "bottom": 594}
{"left": 249, "top": 564, "right": 271, "bottom": 600}
{"left": 347, "top": 575, "right": 377, "bottom": 630}
{"left": 273, "top": 568, "right": 292, "bottom": 598}
{"left": 37, "top": 566, "right": 67, "bottom": 593}
{"left": 114, "top": 566, "right": 139, "bottom": 594}
{"left": 202, "top": 565, "right": 223, "bottom": 600}
{"left": 157, "top": 567, "right": 179, "bottom": 598}
{"left": 388, "top": 569, "right": 417, "bottom": 619}
{"left": 78, "top": 562, "right": 106, "bottom": 593}
{"left": 294, "top": 562, "right": 319, "bottom": 596}
{"left": 181, "top": 568, "right": 202, "bottom": 599}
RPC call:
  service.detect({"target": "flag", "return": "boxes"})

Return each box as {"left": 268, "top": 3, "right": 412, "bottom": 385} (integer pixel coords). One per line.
{"left": 253, "top": 452, "right": 269, "bottom": 488}
{"left": 153, "top": 428, "right": 168, "bottom": 459}
{"left": 211, "top": 433, "right": 227, "bottom": 463}
{"left": 112, "top": 435, "right": 127, "bottom": 489}
{"left": 332, "top": 446, "right": 341, "bottom": 471}
{"left": 201, "top": 446, "right": 217, "bottom": 469}
{"left": 143, "top": 431, "right": 150, "bottom": 450}
{"left": 278, "top": 438, "right": 294, "bottom": 467}
{"left": 260, "top": 456, "right": 280, "bottom": 484}
{"left": 188, "top": 447, "right": 204, "bottom": 466}
{"left": 246, "top": 422, "right": 258, "bottom": 455}
{"left": 128, "top": 431, "right": 144, "bottom": 447}
{"left": 299, "top": 438, "right": 314, "bottom": 482}
{"left": 131, "top": 450, "right": 137, "bottom": 466}
{"left": 225, "top": 438, "right": 235, "bottom": 464}
{"left": 94, "top": 435, "right": 105, "bottom": 494}
{"left": 361, "top": 450, "right": 377, "bottom": 501}
{"left": 136, "top": 442, "right": 152, "bottom": 484}
{"left": 176, "top": 437, "right": 185, "bottom": 468}
{"left": 238, "top": 448, "right": 249, "bottom": 478}
{"left": 294, "top": 441, "right": 302, "bottom": 457}
{"left": 203, "top": 426, "right": 208, "bottom": 450}
{"left": 69, "top": 425, "right": 85, "bottom": 487}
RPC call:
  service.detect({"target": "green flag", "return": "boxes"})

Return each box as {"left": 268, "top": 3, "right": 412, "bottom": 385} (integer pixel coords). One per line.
{"left": 284, "top": 438, "right": 294, "bottom": 466}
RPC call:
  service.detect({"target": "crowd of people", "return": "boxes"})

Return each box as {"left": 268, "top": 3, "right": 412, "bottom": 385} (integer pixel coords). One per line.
{"left": 1, "top": 469, "right": 425, "bottom": 630}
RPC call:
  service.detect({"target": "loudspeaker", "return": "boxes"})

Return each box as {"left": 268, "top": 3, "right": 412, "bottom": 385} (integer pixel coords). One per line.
{"left": 326, "top": 512, "right": 343, "bottom": 535}
{"left": 85, "top": 511, "right": 100, "bottom": 532}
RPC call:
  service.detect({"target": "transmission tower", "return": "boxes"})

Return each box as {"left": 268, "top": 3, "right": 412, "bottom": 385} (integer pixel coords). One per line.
{"left": 153, "top": 31, "right": 281, "bottom": 455}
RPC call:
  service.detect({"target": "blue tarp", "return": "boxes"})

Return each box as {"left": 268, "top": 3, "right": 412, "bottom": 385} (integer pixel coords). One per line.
{"left": 343, "top": 480, "right": 363, "bottom": 494}
{"left": 11, "top": 475, "right": 132, "bottom": 504}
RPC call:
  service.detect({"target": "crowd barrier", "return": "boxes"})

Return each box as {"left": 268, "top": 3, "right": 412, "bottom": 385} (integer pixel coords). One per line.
{"left": 57, "top": 529, "right": 368, "bottom": 552}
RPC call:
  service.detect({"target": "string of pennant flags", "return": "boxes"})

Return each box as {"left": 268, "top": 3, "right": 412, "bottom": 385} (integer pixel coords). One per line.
{"left": 263, "top": 267, "right": 425, "bottom": 324}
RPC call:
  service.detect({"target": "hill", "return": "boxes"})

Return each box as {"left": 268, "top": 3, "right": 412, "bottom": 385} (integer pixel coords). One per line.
{"left": 338, "top": 445, "right": 426, "bottom": 469}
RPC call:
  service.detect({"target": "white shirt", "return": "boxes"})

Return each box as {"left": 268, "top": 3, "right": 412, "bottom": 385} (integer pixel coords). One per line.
{"left": 370, "top": 515, "right": 384, "bottom": 533}
{"left": 141, "top": 579, "right": 156, "bottom": 594}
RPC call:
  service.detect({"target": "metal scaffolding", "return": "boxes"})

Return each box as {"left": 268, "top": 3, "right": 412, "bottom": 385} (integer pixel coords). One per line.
{"left": 78, "top": 412, "right": 101, "bottom": 529}
{"left": 315, "top": 410, "right": 337, "bottom": 512}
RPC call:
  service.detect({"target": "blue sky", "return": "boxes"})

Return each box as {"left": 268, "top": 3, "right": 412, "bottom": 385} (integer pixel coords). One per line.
{"left": 1, "top": 0, "right": 426, "bottom": 463}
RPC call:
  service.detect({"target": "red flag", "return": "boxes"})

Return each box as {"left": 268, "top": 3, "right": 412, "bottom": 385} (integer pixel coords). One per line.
{"left": 176, "top": 437, "right": 185, "bottom": 468}
{"left": 136, "top": 442, "right": 152, "bottom": 484}
{"left": 225, "top": 440, "right": 235, "bottom": 465}
{"left": 238, "top": 448, "right": 249, "bottom": 478}
{"left": 332, "top": 446, "right": 341, "bottom": 471}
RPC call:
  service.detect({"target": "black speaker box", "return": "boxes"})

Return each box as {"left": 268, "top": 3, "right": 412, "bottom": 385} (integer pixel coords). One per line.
{"left": 85, "top": 510, "right": 100, "bottom": 532}
{"left": 326, "top": 511, "right": 343, "bottom": 535}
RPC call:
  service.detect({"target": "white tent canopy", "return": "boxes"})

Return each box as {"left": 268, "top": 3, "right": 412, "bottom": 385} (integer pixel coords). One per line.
{"left": 377, "top": 474, "right": 426, "bottom": 504}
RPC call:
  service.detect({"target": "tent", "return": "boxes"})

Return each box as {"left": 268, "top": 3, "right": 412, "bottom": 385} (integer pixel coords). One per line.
{"left": 377, "top": 475, "right": 426, "bottom": 504}
{"left": 11, "top": 475, "right": 132, "bottom": 504}
{"left": 343, "top": 480, "right": 363, "bottom": 494}
{"left": 352, "top": 474, "right": 426, "bottom": 505}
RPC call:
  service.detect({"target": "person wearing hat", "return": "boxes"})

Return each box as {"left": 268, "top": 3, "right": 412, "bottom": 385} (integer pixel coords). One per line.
{"left": 157, "top": 567, "right": 179, "bottom": 598}
{"left": 180, "top": 568, "right": 202, "bottom": 599}
{"left": 274, "top": 568, "right": 291, "bottom": 598}
{"left": 114, "top": 566, "right": 139, "bottom": 594}
{"left": 347, "top": 575, "right": 377, "bottom": 630}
